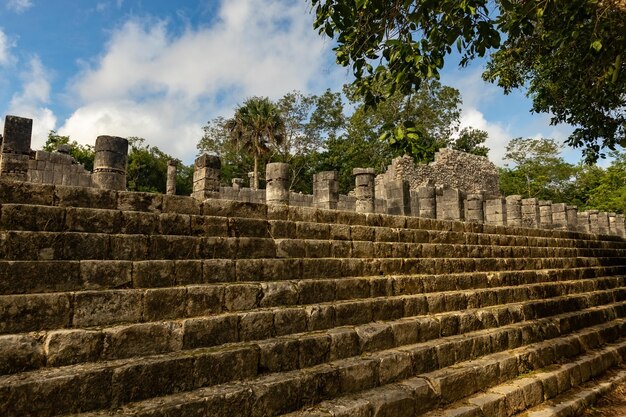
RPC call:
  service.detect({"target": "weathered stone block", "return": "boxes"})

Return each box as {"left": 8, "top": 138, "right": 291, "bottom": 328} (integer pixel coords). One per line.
{"left": 111, "top": 356, "right": 195, "bottom": 406}
{"left": 305, "top": 304, "right": 335, "bottom": 331}
{"left": 200, "top": 259, "right": 236, "bottom": 284}
{"left": 355, "top": 323, "right": 394, "bottom": 352}
{"left": 158, "top": 213, "right": 191, "bottom": 235}
{"left": 274, "top": 307, "right": 307, "bottom": 336}
{"left": 182, "top": 314, "right": 239, "bottom": 349}
{"left": 336, "top": 357, "right": 378, "bottom": 395}
{"left": 103, "top": 234, "right": 147, "bottom": 261}
{"left": 0, "top": 334, "right": 45, "bottom": 374}
{"left": 44, "top": 329, "right": 103, "bottom": 366}
{"left": 102, "top": 322, "right": 183, "bottom": 360}
{"left": 238, "top": 310, "right": 275, "bottom": 341}
{"left": 150, "top": 235, "right": 198, "bottom": 260}
{"left": 73, "top": 290, "right": 142, "bottom": 327}
{"left": 0, "top": 260, "right": 81, "bottom": 295}
{"left": 224, "top": 283, "right": 261, "bottom": 311}
{"left": 186, "top": 285, "right": 224, "bottom": 316}
{"left": 80, "top": 260, "right": 133, "bottom": 290}
{"left": 299, "top": 333, "right": 331, "bottom": 368}
{"left": 0, "top": 293, "right": 71, "bottom": 333}
{"left": 257, "top": 338, "right": 299, "bottom": 373}
{"left": 1, "top": 204, "right": 65, "bottom": 232}
{"left": 162, "top": 194, "right": 201, "bottom": 215}
{"left": 144, "top": 287, "right": 187, "bottom": 320}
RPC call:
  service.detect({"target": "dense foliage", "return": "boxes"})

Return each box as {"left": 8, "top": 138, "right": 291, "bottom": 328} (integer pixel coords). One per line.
{"left": 500, "top": 137, "right": 626, "bottom": 213}
{"left": 310, "top": 0, "right": 626, "bottom": 163}
{"left": 43, "top": 131, "right": 192, "bottom": 195}
{"left": 199, "top": 83, "right": 490, "bottom": 193}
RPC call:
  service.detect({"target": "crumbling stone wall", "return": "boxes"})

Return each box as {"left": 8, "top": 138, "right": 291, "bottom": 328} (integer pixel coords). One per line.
{"left": 27, "top": 149, "right": 93, "bottom": 187}
{"left": 376, "top": 148, "right": 501, "bottom": 199}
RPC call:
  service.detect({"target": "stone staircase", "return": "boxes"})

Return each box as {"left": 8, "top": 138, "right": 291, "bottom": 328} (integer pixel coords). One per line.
{"left": 1, "top": 180, "right": 626, "bottom": 417}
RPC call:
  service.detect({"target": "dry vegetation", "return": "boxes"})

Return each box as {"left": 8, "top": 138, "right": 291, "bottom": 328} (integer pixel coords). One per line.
{"left": 581, "top": 382, "right": 626, "bottom": 417}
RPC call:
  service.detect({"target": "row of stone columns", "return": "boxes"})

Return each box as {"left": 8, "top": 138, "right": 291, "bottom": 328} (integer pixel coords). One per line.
{"left": 190, "top": 156, "right": 626, "bottom": 237}
{"left": 1, "top": 115, "right": 129, "bottom": 190}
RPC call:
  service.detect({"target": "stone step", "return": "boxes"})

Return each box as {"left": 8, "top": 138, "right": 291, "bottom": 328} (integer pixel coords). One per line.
{"left": 2, "top": 203, "right": 624, "bottom": 251}
{"left": 70, "top": 319, "right": 626, "bottom": 417}
{"left": 424, "top": 359, "right": 626, "bottom": 417}
{"left": 1, "top": 257, "right": 624, "bottom": 295}
{"left": 2, "top": 275, "right": 624, "bottom": 375}
{"left": 521, "top": 367, "right": 626, "bottom": 417}
{"left": 1, "top": 265, "right": 623, "bottom": 335}
{"left": 280, "top": 327, "right": 626, "bottom": 417}
{"left": 1, "top": 289, "right": 624, "bottom": 416}
{"left": 1, "top": 229, "right": 623, "bottom": 262}
{"left": 2, "top": 180, "right": 622, "bottom": 244}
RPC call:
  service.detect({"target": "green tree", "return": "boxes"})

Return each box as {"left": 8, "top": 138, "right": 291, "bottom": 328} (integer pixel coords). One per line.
{"left": 43, "top": 130, "right": 95, "bottom": 171}
{"left": 451, "top": 127, "right": 489, "bottom": 157}
{"left": 199, "top": 91, "right": 345, "bottom": 193}
{"left": 126, "top": 137, "right": 192, "bottom": 195}
{"left": 320, "top": 80, "right": 485, "bottom": 192}
{"left": 580, "top": 151, "right": 626, "bottom": 213}
{"left": 499, "top": 137, "right": 577, "bottom": 202}
{"left": 225, "top": 97, "right": 286, "bottom": 190}
{"left": 198, "top": 116, "right": 254, "bottom": 186}
{"left": 274, "top": 90, "right": 345, "bottom": 193}
{"left": 311, "top": 0, "right": 626, "bottom": 162}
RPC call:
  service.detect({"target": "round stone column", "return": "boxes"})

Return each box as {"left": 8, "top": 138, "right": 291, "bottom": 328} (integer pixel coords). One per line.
{"left": 92, "top": 135, "right": 129, "bottom": 191}
{"left": 266, "top": 162, "right": 290, "bottom": 205}
{"left": 166, "top": 160, "right": 177, "bottom": 195}
{"left": 353, "top": 168, "right": 376, "bottom": 213}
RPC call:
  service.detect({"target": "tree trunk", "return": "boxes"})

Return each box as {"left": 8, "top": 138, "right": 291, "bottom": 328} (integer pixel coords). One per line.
{"left": 253, "top": 154, "right": 259, "bottom": 190}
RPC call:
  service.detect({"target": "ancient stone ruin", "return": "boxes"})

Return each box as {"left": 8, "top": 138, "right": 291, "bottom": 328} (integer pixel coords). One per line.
{"left": 1, "top": 114, "right": 626, "bottom": 417}
{"left": 377, "top": 149, "right": 501, "bottom": 199}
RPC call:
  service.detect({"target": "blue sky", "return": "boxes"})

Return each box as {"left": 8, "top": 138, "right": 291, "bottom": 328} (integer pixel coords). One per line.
{"left": 0, "top": 0, "right": 587, "bottom": 166}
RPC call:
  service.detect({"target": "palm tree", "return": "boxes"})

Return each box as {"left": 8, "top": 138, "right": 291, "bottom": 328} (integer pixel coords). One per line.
{"left": 225, "top": 97, "right": 286, "bottom": 190}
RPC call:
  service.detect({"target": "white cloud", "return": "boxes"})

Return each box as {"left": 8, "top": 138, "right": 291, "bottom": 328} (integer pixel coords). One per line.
{"left": 441, "top": 65, "right": 583, "bottom": 166}
{"left": 6, "top": 0, "right": 33, "bottom": 13}
{"left": 61, "top": 0, "right": 346, "bottom": 164}
{"left": 0, "top": 29, "right": 12, "bottom": 66}
{"left": 7, "top": 56, "right": 56, "bottom": 148}
{"left": 458, "top": 107, "right": 512, "bottom": 166}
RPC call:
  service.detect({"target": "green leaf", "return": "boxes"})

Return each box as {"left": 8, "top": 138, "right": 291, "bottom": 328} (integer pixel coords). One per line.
{"left": 325, "top": 23, "right": 333, "bottom": 38}
{"left": 591, "top": 40, "right": 602, "bottom": 52}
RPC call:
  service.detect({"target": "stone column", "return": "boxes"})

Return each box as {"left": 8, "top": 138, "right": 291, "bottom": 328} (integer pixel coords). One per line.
{"left": 551, "top": 203, "right": 567, "bottom": 230}
{"left": 522, "top": 198, "right": 540, "bottom": 228}
{"left": 615, "top": 214, "right": 626, "bottom": 238}
{"left": 166, "top": 160, "right": 177, "bottom": 195}
{"left": 313, "top": 170, "right": 339, "bottom": 210}
{"left": 505, "top": 195, "right": 522, "bottom": 227}
{"left": 437, "top": 187, "right": 464, "bottom": 221}
{"left": 192, "top": 153, "right": 221, "bottom": 200}
{"left": 588, "top": 210, "right": 600, "bottom": 234}
{"left": 566, "top": 205, "right": 578, "bottom": 231}
{"left": 417, "top": 183, "right": 436, "bottom": 219}
{"left": 465, "top": 192, "right": 485, "bottom": 223}
{"left": 0, "top": 115, "right": 32, "bottom": 181}
{"left": 608, "top": 213, "right": 617, "bottom": 235}
{"left": 266, "top": 162, "right": 290, "bottom": 206}
{"left": 92, "top": 135, "right": 129, "bottom": 191}
{"left": 385, "top": 179, "right": 411, "bottom": 216}
{"left": 539, "top": 200, "right": 553, "bottom": 229}
{"left": 353, "top": 168, "right": 376, "bottom": 213}
{"left": 578, "top": 211, "right": 591, "bottom": 233}
{"left": 597, "top": 212, "right": 610, "bottom": 235}
{"left": 485, "top": 198, "right": 507, "bottom": 226}
{"left": 232, "top": 178, "right": 244, "bottom": 190}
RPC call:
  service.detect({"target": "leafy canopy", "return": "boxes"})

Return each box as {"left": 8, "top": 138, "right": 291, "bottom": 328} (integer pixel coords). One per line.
{"left": 225, "top": 97, "right": 286, "bottom": 190}
{"left": 499, "top": 137, "right": 577, "bottom": 202}
{"left": 311, "top": 0, "right": 626, "bottom": 162}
